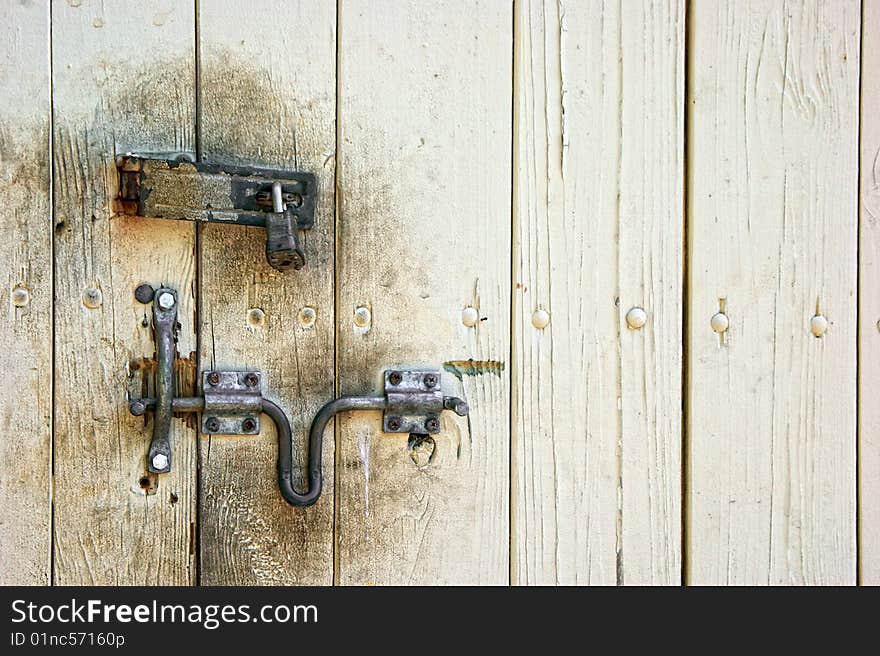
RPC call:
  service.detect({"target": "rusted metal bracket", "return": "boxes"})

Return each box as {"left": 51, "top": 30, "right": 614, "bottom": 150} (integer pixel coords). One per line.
{"left": 128, "top": 286, "right": 273, "bottom": 474}
{"left": 117, "top": 155, "right": 317, "bottom": 272}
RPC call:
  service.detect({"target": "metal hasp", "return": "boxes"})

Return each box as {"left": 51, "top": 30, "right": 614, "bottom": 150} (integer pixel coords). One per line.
{"left": 117, "top": 156, "right": 317, "bottom": 272}
{"left": 283, "top": 370, "right": 469, "bottom": 507}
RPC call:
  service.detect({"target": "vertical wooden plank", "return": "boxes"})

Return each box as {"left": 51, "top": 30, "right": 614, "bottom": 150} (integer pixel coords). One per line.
{"left": 336, "top": 0, "right": 511, "bottom": 584}
{"left": 52, "top": 0, "right": 197, "bottom": 584}
{"left": 0, "top": 1, "right": 51, "bottom": 585}
{"left": 512, "top": 0, "right": 684, "bottom": 585}
{"left": 860, "top": 0, "right": 880, "bottom": 586}
{"left": 197, "top": 0, "right": 336, "bottom": 585}
{"left": 688, "top": 0, "right": 859, "bottom": 584}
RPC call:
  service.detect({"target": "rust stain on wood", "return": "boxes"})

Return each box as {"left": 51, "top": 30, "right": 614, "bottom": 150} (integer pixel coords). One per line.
{"left": 442, "top": 359, "right": 505, "bottom": 380}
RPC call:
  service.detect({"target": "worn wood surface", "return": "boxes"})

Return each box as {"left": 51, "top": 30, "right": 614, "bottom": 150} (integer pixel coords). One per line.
{"left": 0, "top": 0, "right": 52, "bottom": 585}
{"left": 687, "top": 0, "right": 859, "bottom": 584}
{"left": 335, "top": 0, "right": 512, "bottom": 584}
{"left": 512, "top": 0, "right": 683, "bottom": 586}
{"left": 197, "top": 0, "right": 337, "bottom": 585}
{"left": 4, "top": 0, "right": 876, "bottom": 586}
{"left": 860, "top": 0, "right": 880, "bottom": 586}
{"left": 52, "top": 0, "right": 198, "bottom": 585}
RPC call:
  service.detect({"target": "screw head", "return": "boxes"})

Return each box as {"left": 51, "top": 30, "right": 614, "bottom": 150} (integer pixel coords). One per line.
{"left": 389, "top": 371, "right": 403, "bottom": 386}
{"left": 242, "top": 417, "right": 257, "bottom": 432}
{"left": 207, "top": 372, "right": 221, "bottom": 386}
{"left": 11, "top": 285, "right": 30, "bottom": 308}
{"left": 626, "top": 306, "right": 648, "bottom": 329}
{"left": 710, "top": 312, "right": 730, "bottom": 334}
{"left": 244, "top": 373, "right": 259, "bottom": 387}
{"left": 204, "top": 417, "right": 220, "bottom": 433}
{"left": 151, "top": 453, "right": 169, "bottom": 470}
{"left": 423, "top": 373, "right": 438, "bottom": 388}
{"left": 129, "top": 400, "right": 147, "bottom": 416}
{"left": 82, "top": 287, "right": 103, "bottom": 309}
{"left": 134, "top": 284, "right": 154, "bottom": 304}
{"left": 157, "top": 291, "right": 175, "bottom": 310}
{"left": 532, "top": 308, "right": 551, "bottom": 329}
{"left": 424, "top": 417, "right": 440, "bottom": 432}
{"left": 387, "top": 416, "right": 402, "bottom": 431}
{"left": 461, "top": 306, "right": 479, "bottom": 327}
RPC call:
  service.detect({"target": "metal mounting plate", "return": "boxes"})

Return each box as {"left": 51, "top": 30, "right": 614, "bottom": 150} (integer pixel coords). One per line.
{"left": 382, "top": 370, "right": 445, "bottom": 434}
{"left": 202, "top": 371, "right": 263, "bottom": 435}
{"left": 118, "top": 156, "right": 317, "bottom": 230}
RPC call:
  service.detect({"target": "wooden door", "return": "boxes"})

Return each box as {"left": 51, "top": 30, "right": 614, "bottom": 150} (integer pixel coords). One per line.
{"left": 0, "top": 0, "right": 870, "bottom": 586}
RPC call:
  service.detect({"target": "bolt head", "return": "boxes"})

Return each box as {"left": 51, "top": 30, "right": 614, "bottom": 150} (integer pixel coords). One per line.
{"left": 157, "top": 291, "right": 175, "bottom": 310}
{"left": 626, "top": 306, "right": 648, "bottom": 329}
{"left": 204, "top": 417, "right": 220, "bottom": 433}
{"left": 244, "top": 373, "right": 259, "bottom": 387}
{"left": 151, "top": 453, "right": 169, "bottom": 470}
{"left": 207, "top": 372, "right": 221, "bottom": 386}
{"left": 387, "top": 416, "right": 402, "bottom": 431}
{"left": 134, "top": 284, "right": 154, "bottom": 304}
{"left": 242, "top": 417, "right": 257, "bottom": 432}
{"left": 454, "top": 401, "right": 469, "bottom": 416}
{"left": 424, "top": 417, "right": 440, "bottom": 432}
{"left": 129, "top": 400, "right": 146, "bottom": 416}
{"left": 423, "top": 373, "right": 438, "bottom": 388}
{"left": 11, "top": 285, "right": 30, "bottom": 308}
{"left": 710, "top": 312, "right": 730, "bottom": 334}
{"left": 389, "top": 371, "right": 402, "bottom": 386}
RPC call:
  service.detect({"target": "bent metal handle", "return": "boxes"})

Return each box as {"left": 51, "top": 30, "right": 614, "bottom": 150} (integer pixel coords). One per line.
{"left": 275, "top": 395, "right": 385, "bottom": 507}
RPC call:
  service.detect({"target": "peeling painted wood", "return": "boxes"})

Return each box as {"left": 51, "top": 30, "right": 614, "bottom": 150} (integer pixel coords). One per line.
{"left": 52, "top": 0, "right": 197, "bottom": 585}
{"left": 0, "top": 0, "right": 52, "bottom": 585}
{"left": 336, "top": 0, "right": 512, "bottom": 584}
{"left": 859, "top": 0, "right": 880, "bottom": 586}
{"left": 687, "top": 0, "right": 859, "bottom": 584}
{"left": 512, "top": 0, "right": 684, "bottom": 585}
{"left": 197, "top": 0, "right": 336, "bottom": 585}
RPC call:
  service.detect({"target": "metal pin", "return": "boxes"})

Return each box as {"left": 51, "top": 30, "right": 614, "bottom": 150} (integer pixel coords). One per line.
{"left": 272, "top": 181, "right": 284, "bottom": 213}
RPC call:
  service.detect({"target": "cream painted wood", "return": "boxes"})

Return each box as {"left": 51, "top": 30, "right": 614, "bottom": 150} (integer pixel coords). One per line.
{"left": 197, "top": 0, "right": 337, "bottom": 585}
{"left": 687, "top": 0, "right": 859, "bottom": 585}
{"left": 52, "top": 0, "right": 198, "bottom": 585}
{"left": 512, "top": 0, "right": 684, "bottom": 585}
{"left": 335, "top": 0, "right": 512, "bottom": 585}
{"left": 859, "top": 0, "right": 880, "bottom": 586}
{"left": 0, "top": 0, "right": 52, "bottom": 585}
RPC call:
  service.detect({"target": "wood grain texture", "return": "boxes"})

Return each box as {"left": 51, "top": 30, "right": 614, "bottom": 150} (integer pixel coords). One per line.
{"left": 197, "top": 0, "right": 336, "bottom": 585}
{"left": 860, "top": 0, "right": 880, "bottom": 586}
{"left": 335, "top": 0, "right": 511, "bottom": 585}
{"left": 687, "top": 0, "right": 859, "bottom": 585}
{"left": 52, "top": 0, "right": 198, "bottom": 585}
{"left": 0, "top": 0, "right": 52, "bottom": 585}
{"left": 512, "top": 0, "right": 684, "bottom": 585}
